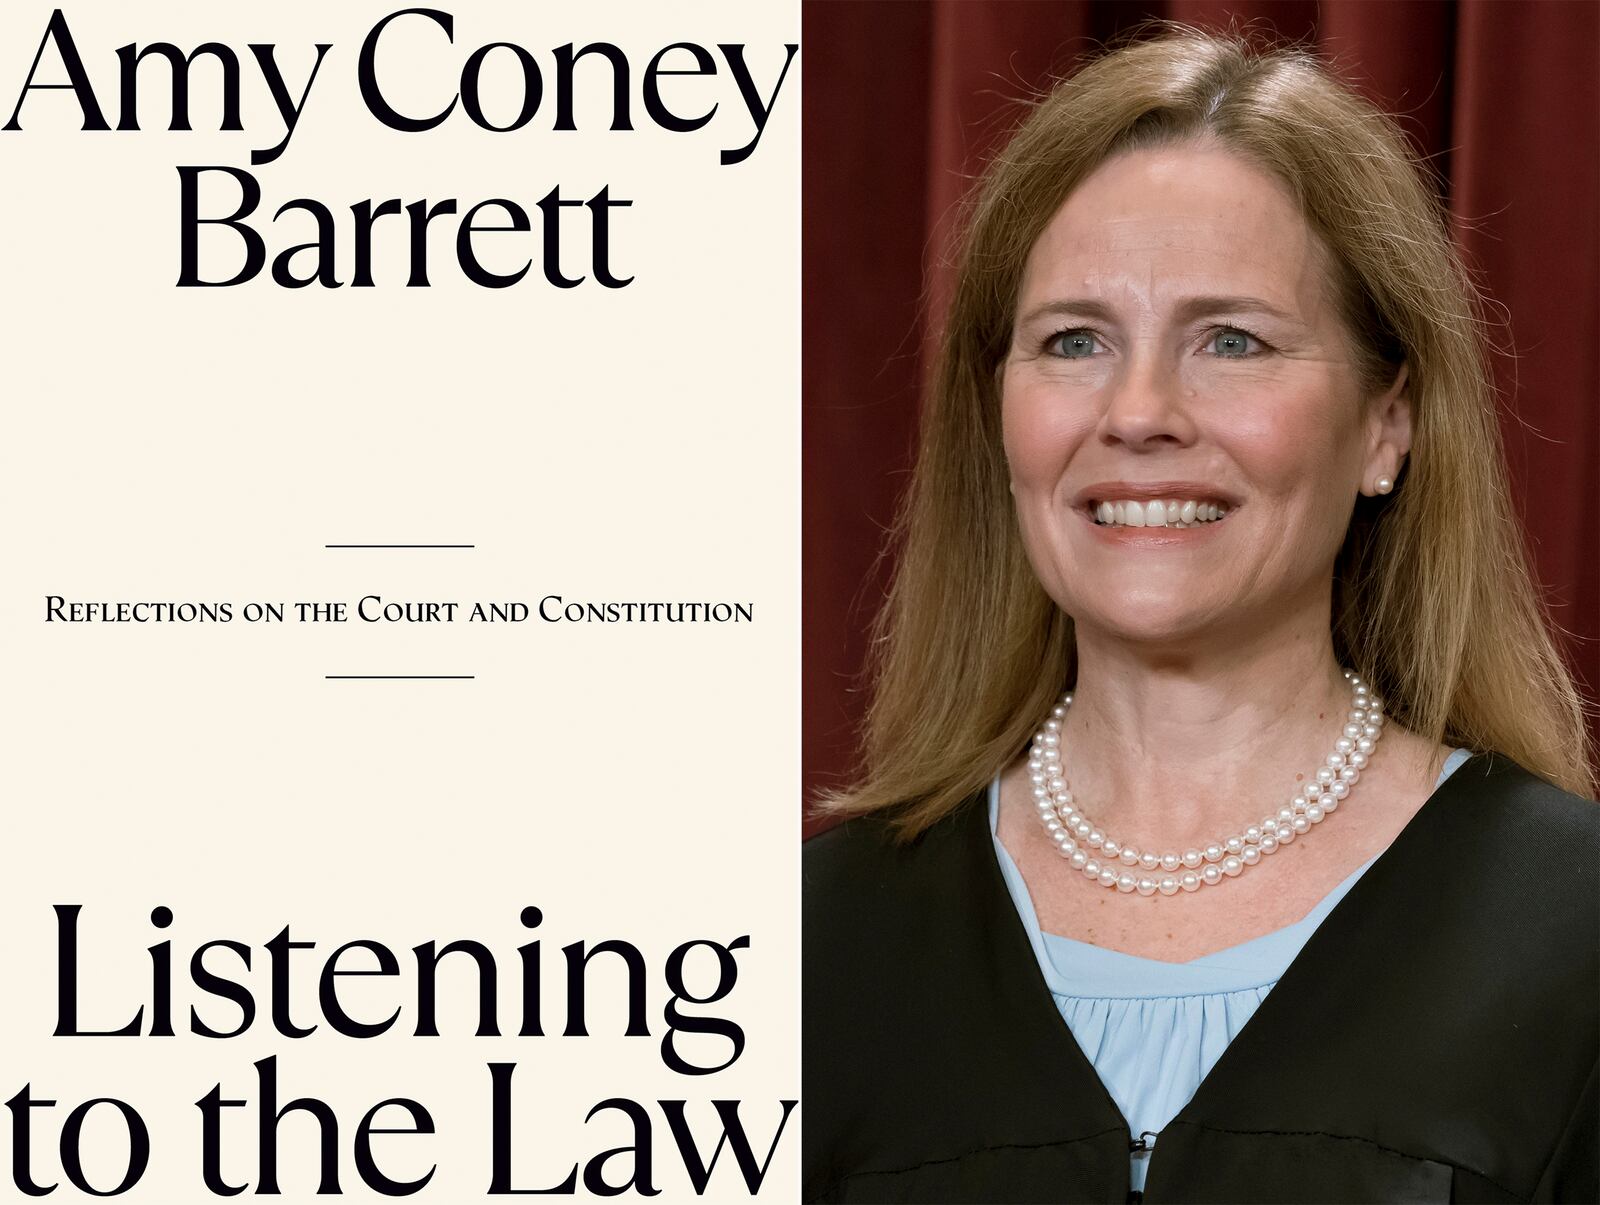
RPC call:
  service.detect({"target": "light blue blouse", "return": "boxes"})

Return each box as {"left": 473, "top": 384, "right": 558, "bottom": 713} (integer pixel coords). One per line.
{"left": 989, "top": 746, "right": 1474, "bottom": 1192}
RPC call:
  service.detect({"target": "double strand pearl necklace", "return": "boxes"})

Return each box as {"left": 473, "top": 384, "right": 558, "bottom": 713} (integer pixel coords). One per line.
{"left": 1029, "top": 670, "right": 1385, "bottom": 898}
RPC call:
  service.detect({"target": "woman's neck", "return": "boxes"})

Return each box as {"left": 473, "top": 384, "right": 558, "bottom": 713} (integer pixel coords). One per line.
{"left": 1060, "top": 626, "right": 1354, "bottom": 846}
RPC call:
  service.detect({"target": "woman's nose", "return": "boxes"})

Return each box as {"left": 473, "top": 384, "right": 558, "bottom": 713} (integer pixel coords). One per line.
{"left": 1096, "top": 356, "right": 1196, "bottom": 449}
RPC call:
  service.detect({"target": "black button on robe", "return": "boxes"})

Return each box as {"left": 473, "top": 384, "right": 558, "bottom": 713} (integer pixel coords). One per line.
{"left": 803, "top": 753, "right": 1598, "bottom": 1203}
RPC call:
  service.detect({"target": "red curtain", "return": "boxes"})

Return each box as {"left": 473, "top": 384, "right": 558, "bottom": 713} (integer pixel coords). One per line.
{"left": 802, "top": 0, "right": 1600, "bottom": 829}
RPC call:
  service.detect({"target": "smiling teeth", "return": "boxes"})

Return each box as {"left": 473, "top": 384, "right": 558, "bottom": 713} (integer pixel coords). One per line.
{"left": 1094, "top": 499, "right": 1229, "bottom": 527}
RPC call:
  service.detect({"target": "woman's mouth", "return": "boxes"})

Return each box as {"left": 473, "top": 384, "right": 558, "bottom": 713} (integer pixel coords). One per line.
{"left": 1086, "top": 497, "right": 1234, "bottom": 529}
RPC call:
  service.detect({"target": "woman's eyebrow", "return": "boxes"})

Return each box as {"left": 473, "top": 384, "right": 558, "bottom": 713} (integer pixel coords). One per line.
{"left": 1016, "top": 295, "right": 1298, "bottom": 326}
{"left": 1016, "top": 298, "right": 1118, "bottom": 326}
{"left": 1171, "top": 294, "right": 1298, "bottom": 323}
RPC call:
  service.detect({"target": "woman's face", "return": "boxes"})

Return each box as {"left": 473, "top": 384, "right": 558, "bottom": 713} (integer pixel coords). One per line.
{"left": 1001, "top": 142, "right": 1409, "bottom": 647}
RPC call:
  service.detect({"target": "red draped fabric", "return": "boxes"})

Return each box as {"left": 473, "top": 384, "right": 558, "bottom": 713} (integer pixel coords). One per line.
{"left": 802, "top": 0, "right": 1599, "bottom": 829}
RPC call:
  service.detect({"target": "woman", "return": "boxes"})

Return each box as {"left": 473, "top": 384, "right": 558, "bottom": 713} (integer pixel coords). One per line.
{"left": 804, "top": 28, "right": 1597, "bottom": 1205}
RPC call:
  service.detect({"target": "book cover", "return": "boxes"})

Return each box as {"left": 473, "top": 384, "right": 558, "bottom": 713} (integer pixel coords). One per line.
{"left": 1, "top": 3, "right": 800, "bottom": 1200}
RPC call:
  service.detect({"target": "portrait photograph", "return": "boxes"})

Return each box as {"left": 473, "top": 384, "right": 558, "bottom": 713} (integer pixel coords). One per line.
{"left": 801, "top": 2, "right": 1599, "bottom": 1202}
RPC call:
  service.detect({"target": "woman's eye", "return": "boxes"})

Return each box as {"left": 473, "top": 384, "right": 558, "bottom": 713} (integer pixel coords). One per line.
{"left": 1048, "top": 329, "right": 1102, "bottom": 358}
{"left": 1204, "top": 327, "right": 1263, "bottom": 358}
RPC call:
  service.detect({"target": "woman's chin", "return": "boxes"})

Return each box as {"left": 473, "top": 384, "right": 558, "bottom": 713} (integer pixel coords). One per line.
{"left": 1067, "top": 597, "right": 1227, "bottom": 647}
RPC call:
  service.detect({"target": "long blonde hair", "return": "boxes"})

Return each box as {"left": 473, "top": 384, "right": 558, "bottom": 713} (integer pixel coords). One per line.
{"left": 823, "top": 27, "right": 1598, "bottom": 836}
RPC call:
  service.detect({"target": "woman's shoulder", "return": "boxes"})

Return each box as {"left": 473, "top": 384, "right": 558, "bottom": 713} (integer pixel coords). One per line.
{"left": 802, "top": 793, "right": 996, "bottom": 990}
{"left": 803, "top": 795, "right": 984, "bottom": 909}
{"left": 1362, "top": 751, "right": 1596, "bottom": 1012}
{"left": 1446, "top": 750, "right": 1597, "bottom": 845}
{"left": 1393, "top": 751, "right": 1596, "bottom": 924}
{"left": 801, "top": 811, "right": 899, "bottom": 873}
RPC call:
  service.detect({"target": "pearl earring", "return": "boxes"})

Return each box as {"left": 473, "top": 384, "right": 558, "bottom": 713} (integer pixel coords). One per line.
{"left": 1374, "top": 477, "right": 1393, "bottom": 495}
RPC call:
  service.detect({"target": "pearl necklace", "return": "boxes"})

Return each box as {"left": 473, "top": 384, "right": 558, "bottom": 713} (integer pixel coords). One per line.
{"left": 1029, "top": 670, "right": 1385, "bottom": 897}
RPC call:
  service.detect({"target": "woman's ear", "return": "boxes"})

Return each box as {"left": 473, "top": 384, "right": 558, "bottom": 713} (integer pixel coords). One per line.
{"left": 1364, "top": 363, "right": 1412, "bottom": 493}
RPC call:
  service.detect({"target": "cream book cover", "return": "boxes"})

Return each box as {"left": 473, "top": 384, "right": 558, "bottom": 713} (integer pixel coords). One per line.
{"left": 0, "top": 3, "right": 800, "bottom": 1200}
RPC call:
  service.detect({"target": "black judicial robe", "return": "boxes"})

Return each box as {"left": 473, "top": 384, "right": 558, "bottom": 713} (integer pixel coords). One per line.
{"left": 803, "top": 752, "right": 1599, "bottom": 1203}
